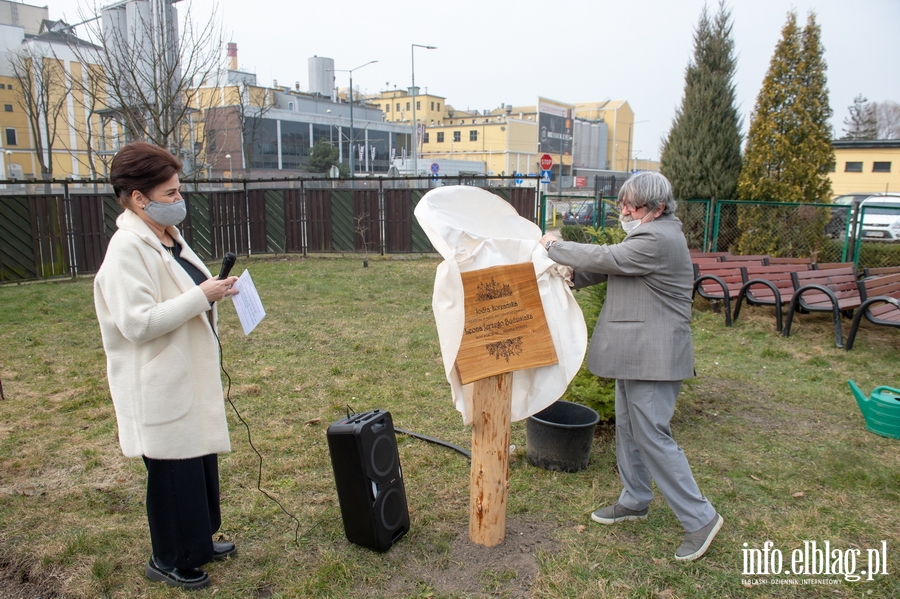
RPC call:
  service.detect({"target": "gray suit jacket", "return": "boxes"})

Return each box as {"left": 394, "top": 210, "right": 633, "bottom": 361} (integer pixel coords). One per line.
{"left": 548, "top": 213, "right": 694, "bottom": 381}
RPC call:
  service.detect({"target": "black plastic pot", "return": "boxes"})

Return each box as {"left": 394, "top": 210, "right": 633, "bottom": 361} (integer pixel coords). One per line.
{"left": 526, "top": 400, "right": 600, "bottom": 473}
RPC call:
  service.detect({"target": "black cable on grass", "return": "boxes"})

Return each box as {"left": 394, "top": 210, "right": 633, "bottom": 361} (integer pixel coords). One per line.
{"left": 213, "top": 328, "right": 302, "bottom": 546}
{"left": 394, "top": 427, "right": 471, "bottom": 460}
{"left": 344, "top": 405, "right": 470, "bottom": 460}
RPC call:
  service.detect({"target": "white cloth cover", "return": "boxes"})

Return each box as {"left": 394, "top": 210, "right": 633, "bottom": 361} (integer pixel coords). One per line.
{"left": 414, "top": 186, "right": 588, "bottom": 425}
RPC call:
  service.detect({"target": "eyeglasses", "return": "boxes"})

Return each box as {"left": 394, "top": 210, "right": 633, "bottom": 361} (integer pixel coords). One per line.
{"left": 617, "top": 200, "right": 647, "bottom": 212}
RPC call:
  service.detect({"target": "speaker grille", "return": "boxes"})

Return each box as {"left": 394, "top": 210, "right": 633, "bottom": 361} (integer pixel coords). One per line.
{"left": 370, "top": 435, "right": 396, "bottom": 479}
{"left": 380, "top": 487, "right": 405, "bottom": 530}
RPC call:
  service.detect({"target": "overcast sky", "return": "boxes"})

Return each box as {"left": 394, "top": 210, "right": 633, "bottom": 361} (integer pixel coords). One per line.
{"left": 49, "top": 0, "right": 900, "bottom": 163}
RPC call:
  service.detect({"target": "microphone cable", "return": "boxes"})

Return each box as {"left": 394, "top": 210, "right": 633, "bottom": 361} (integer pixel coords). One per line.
{"left": 212, "top": 327, "right": 304, "bottom": 545}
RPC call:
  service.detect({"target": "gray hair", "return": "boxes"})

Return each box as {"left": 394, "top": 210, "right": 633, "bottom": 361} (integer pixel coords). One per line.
{"left": 617, "top": 172, "right": 677, "bottom": 215}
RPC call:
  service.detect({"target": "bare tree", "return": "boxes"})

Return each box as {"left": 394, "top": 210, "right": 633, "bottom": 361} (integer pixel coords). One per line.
{"left": 67, "top": 0, "right": 225, "bottom": 170}
{"left": 872, "top": 101, "right": 900, "bottom": 140}
{"left": 65, "top": 60, "right": 108, "bottom": 179}
{"left": 8, "top": 44, "right": 72, "bottom": 177}
{"left": 197, "top": 78, "right": 273, "bottom": 178}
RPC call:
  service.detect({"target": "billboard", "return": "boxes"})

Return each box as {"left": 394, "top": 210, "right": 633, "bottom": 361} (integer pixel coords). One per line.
{"left": 538, "top": 97, "right": 573, "bottom": 156}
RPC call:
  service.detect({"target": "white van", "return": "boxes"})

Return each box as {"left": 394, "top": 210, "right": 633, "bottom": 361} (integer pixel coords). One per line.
{"left": 858, "top": 194, "right": 900, "bottom": 241}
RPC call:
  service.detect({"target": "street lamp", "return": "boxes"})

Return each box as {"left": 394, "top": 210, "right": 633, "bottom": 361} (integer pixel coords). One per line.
{"left": 225, "top": 153, "right": 232, "bottom": 178}
{"left": 626, "top": 120, "right": 649, "bottom": 173}
{"left": 411, "top": 44, "right": 436, "bottom": 177}
{"left": 331, "top": 60, "right": 378, "bottom": 177}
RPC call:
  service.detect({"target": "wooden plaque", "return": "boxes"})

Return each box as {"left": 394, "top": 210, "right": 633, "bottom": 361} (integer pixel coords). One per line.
{"left": 455, "top": 263, "right": 558, "bottom": 385}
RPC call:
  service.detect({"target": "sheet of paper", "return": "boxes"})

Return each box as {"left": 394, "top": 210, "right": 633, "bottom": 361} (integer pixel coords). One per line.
{"left": 230, "top": 270, "right": 266, "bottom": 335}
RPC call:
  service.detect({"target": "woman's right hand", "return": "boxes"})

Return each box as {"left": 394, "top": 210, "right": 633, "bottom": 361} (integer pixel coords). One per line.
{"left": 199, "top": 276, "right": 239, "bottom": 303}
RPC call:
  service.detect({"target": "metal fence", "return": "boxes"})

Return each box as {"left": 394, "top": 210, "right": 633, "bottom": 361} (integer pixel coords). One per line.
{"left": 0, "top": 175, "right": 540, "bottom": 283}
{"left": 4, "top": 178, "right": 898, "bottom": 284}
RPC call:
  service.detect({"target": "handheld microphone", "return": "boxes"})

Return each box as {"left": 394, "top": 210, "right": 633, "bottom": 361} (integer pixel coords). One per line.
{"left": 218, "top": 252, "right": 236, "bottom": 280}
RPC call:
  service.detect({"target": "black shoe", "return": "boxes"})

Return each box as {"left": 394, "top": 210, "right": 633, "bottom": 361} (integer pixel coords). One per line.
{"left": 145, "top": 556, "right": 210, "bottom": 590}
{"left": 212, "top": 541, "right": 237, "bottom": 561}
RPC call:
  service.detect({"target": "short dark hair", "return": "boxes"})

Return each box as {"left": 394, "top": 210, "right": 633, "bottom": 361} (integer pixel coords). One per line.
{"left": 109, "top": 141, "right": 182, "bottom": 209}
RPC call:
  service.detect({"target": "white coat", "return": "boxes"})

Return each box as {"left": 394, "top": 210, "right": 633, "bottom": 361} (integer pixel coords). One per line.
{"left": 94, "top": 209, "right": 231, "bottom": 459}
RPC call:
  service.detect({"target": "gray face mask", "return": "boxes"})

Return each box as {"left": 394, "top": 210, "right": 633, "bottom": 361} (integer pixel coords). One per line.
{"left": 620, "top": 217, "right": 642, "bottom": 234}
{"left": 143, "top": 199, "right": 186, "bottom": 227}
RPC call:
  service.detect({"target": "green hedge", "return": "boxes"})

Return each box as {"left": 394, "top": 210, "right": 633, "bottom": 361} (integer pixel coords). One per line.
{"left": 558, "top": 225, "right": 625, "bottom": 422}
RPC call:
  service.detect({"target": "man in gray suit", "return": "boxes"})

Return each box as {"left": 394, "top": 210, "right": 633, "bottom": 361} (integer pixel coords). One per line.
{"left": 540, "top": 172, "right": 722, "bottom": 561}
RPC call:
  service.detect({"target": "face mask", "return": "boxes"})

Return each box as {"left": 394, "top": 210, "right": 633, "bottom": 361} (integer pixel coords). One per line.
{"left": 143, "top": 199, "right": 186, "bottom": 227}
{"left": 620, "top": 217, "right": 642, "bottom": 233}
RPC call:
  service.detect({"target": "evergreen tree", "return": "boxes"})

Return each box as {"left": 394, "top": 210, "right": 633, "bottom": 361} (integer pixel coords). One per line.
{"left": 308, "top": 139, "right": 349, "bottom": 175}
{"left": 736, "top": 11, "right": 834, "bottom": 256}
{"left": 842, "top": 95, "right": 878, "bottom": 140}
{"left": 660, "top": 1, "right": 742, "bottom": 202}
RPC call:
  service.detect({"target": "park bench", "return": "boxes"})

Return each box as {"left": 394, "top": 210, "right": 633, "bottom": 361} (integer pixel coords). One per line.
{"left": 845, "top": 273, "right": 900, "bottom": 350}
{"left": 782, "top": 267, "right": 863, "bottom": 347}
{"left": 689, "top": 251, "right": 732, "bottom": 260}
{"left": 733, "top": 263, "right": 813, "bottom": 332}
{"left": 862, "top": 266, "right": 900, "bottom": 278}
{"left": 692, "top": 259, "right": 769, "bottom": 326}
{"left": 721, "top": 254, "right": 770, "bottom": 263}
{"left": 813, "top": 261, "right": 857, "bottom": 271}
{"left": 691, "top": 256, "right": 725, "bottom": 267}
{"left": 767, "top": 257, "right": 814, "bottom": 266}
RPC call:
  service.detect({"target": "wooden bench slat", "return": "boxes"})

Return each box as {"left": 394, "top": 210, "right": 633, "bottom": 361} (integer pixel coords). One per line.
{"left": 844, "top": 273, "right": 900, "bottom": 349}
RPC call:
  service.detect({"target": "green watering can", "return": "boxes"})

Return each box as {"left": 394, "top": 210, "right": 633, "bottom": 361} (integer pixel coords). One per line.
{"left": 848, "top": 380, "right": 900, "bottom": 440}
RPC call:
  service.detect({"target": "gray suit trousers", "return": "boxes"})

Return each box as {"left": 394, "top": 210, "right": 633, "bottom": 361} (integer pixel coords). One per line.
{"left": 615, "top": 379, "right": 716, "bottom": 533}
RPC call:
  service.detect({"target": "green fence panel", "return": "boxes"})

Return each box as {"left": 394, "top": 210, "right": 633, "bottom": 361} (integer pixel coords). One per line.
{"left": 331, "top": 190, "right": 354, "bottom": 251}
{"left": 410, "top": 190, "right": 432, "bottom": 253}
{"left": 0, "top": 196, "right": 36, "bottom": 281}
{"left": 679, "top": 199, "right": 711, "bottom": 251}
{"left": 186, "top": 193, "right": 212, "bottom": 261}
{"left": 103, "top": 196, "right": 120, "bottom": 240}
{"left": 711, "top": 200, "right": 845, "bottom": 261}
{"left": 853, "top": 204, "right": 900, "bottom": 270}
{"left": 265, "top": 190, "right": 286, "bottom": 253}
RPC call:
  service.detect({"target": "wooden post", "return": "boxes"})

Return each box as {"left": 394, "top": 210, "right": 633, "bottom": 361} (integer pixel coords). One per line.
{"left": 469, "top": 371, "right": 513, "bottom": 546}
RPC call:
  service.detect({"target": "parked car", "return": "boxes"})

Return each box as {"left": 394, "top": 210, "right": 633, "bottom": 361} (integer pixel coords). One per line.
{"left": 858, "top": 195, "right": 900, "bottom": 241}
{"left": 825, "top": 193, "right": 871, "bottom": 239}
{"left": 563, "top": 202, "right": 595, "bottom": 227}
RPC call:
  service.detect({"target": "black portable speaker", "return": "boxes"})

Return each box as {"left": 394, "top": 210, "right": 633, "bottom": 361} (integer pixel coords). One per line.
{"left": 326, "top": 410, "right": 409, "bottom": 551}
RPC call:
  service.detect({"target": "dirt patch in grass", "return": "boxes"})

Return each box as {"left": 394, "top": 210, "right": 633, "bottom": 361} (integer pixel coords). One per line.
{"left": 0, "top": 555, "right": 60, "bottom": 599}
{"left": 387, "top": 516, "right": 560, "bottom": 598}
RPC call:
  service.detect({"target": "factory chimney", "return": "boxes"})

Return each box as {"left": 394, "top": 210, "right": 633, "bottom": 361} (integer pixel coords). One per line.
{"left": 226, "top": 42, "right": 238, "bottom": 71}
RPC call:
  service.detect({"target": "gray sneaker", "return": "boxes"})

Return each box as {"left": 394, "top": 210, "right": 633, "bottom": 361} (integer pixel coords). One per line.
{"left": 675, "top": 513, "right": 723, "bottom": 561}
{"left": 591, "top": 502, "right": 649, "bottom": 524}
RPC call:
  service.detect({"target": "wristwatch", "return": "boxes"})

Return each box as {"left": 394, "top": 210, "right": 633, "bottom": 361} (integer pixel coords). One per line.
{"left": 544, "top": 239, "right": 557, "bottom": 251}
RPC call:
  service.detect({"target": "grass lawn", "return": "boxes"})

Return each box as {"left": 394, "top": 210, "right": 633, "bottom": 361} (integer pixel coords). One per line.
{"left": 1, "top": 255, "right": 898, "bottom": 598}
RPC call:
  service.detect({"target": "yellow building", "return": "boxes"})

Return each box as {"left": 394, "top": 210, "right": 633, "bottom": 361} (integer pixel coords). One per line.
{"left": 420, "top": 109, "right": 539, "bottom": 176}
{"left": 830, "top": 140, "right": 900, "bottom": 197}
{"left": 375, "top": 89, "right": 445, "bottom": 127}
{"left": 0, "top": 16, "right": 106, "bottom": 179}
{"left": 574, "top": 100, "right": 634, "bottom": 172}
{"left": 0, "top": 72, "right": 33, "bottom": 178}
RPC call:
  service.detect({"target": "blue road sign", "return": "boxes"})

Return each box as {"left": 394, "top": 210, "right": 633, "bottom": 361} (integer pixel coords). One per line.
{"left": 430, "top": 162, "right": 440, "bottom": 174}
{"left": 514, "top": 172, "right": 523, "bottom": 186}
{"left": 540, "top": 170, "right": 552, "bottom": 184}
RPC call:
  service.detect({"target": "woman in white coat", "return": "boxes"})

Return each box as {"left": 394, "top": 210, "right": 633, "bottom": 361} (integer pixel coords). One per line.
{"left": 94, "top": 142, "right": 239, "bottom": 590}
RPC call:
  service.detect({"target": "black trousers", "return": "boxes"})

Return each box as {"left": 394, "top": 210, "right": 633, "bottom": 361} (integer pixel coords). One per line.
{"left": 142, "top": 454, "right": 221, "bottom": 569}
